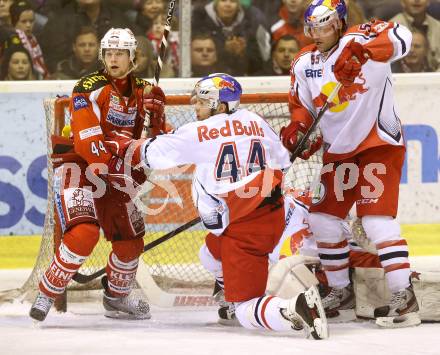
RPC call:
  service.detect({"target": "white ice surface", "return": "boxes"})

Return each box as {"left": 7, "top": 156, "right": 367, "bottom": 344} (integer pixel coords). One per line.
{"left": 1, "top": 263, "right": 439, "bottom": 355}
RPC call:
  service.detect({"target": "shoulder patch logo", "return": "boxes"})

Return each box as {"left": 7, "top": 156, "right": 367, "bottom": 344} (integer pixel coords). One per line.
{"left": 73, "top": 96, "right": 89, "bottom": 111}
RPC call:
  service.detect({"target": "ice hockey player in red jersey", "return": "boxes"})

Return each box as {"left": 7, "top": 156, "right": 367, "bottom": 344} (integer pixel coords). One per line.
{"left": 123, "top": 73, "right": 328, "bottom": 339}
{"left": 280, "top": 0, "right": 420, "bottom": 328}
{"left": 29, "top": 28, "right": 166, "bottom": 321}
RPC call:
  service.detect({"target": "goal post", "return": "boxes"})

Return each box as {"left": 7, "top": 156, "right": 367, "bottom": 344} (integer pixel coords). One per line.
{"left": 2, "top": 92, "right": 322, "bottom": 308}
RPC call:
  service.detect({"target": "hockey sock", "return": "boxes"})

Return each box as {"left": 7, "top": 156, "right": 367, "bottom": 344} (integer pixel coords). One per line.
{"left": 40, "top": 243, "right": 88, "bottom": 298}
{"left": 316, "top": 239, "right": 350, "bottom": 288}
{"left": 376, "top": 239, "right": 410, "bottom": 292}
{"left": 106, "top": 252, "right": 139, "bottom": 297}
{"left": 39, "top": 224, "right": 99, "bottom": 298}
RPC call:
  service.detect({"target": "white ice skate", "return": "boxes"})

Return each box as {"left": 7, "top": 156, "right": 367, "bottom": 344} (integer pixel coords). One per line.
{"left": 321, "top": 284, "right": 356, "bottom": 322}
{"left": 282, "top": 285, "right": 329, "bottom": 340}
{"left": 103, "top": 291, "right": 151, "bottom": 320}
{"left": 29, "top": 291, "right": 55, "bottom": 322}
{"left": 375, "top": 285, "right": 421, "bottom": 328}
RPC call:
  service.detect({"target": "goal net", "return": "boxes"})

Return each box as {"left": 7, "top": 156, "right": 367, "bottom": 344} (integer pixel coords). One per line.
{"left": 5, "top": 92, "right": 322, "bottom": 308}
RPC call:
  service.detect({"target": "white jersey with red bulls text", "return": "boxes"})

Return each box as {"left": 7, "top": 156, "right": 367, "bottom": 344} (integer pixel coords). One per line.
{"left": 289, "top": 20, "right": 412, "bottom": 162}
{"left": 140, "top": 108, "right": 291, "bottom": 235}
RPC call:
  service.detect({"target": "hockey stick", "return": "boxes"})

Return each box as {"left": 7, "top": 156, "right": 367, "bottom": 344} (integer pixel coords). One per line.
{"left": 71, "top": 216, "right": 201, "bottom": 284}
{"left": 141, "top": 0, "right": 177, "bottom": 138}
{"left": 290, "top": 82, "right": 342, "bottom": 162}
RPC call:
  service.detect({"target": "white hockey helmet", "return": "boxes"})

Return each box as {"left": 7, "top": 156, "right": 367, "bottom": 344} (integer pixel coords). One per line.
{"left": 192, "top": 73, "right": 242, "bottom": 113}
{"left": 99, "top": 28, "right": 137, "bottom": 63}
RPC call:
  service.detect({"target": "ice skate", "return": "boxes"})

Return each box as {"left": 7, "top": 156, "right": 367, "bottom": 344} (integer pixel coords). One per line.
{"left": 281, "top": 285, "right": 328, "bottom": 340}
{"left": 321, "top": 284, "right": 356, "bottom": 322}
{"left": 29, "top": 291, "right": 55, "bottom": 322}
{"left": 103, "top": 291, "right": 151, "bottom": 320}
{"left": 375, "top": 285, "right": 421, "bottom": 328}
{"left": 213, "top": 281, "right": 239, "bottom": 326}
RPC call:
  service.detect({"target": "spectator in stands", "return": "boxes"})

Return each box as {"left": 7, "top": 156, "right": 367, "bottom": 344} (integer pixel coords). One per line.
{"left": 392, "top": 29, "right": 433, "bottom": 73}
{"left": 132, "top": 35, "right": 172, "bottom": 78}
{"left": 0, "top": 44, "right": 36, "bottom": 80}
{"left": 391, "top": 0, "right": 440, "bottom": 71}
{"left": 346, "top": 0, "right": 366, "bottom": 28}
{"left": 358, "top": 0, "right": 401, "bottom": 21}
{"left": 39, "top": 0, "right": 138, "bottom": 73}
{"left": 252, "top": 0, "right": 282, "bottom": 27}
{"left": 191, "top": 32, "right": 223, "bottom": 77}
{"left": 271, "top": 0, "right": 313, "bottom": 50}
{"left": 10, "top": 0, "right": 49, "bottom": 79}
{"left": 0, "top": 0, "right": 13, "bottom": 26}
{"left": 0, "top": 0, "right": 14, "bottom": 55}
{"left": 135, "top": 0, "right": 166, "bottom": 33}
{"left": 54, "top": 26, "right": 100, "bottom": 79}
{"left": 269, "top": 34, "right": 299, "bottom": 75}
{"left": 147, "top": 12, "right": 179, "bottom": 75}
{"left": 192, "top": 0, "right": 271, "bottom": 76}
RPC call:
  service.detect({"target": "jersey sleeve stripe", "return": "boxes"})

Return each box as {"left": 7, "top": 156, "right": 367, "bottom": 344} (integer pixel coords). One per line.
{"left": 392, "top": 24, "right": 407, "bottom": 56}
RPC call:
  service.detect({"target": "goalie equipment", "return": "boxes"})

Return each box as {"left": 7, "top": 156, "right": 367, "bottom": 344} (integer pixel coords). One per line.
{"left": 374, "top": 284, "right": 421, "bottom": 328}
{"left": 321, "top": 284, "right": 356, "bottom": 322}
{"left": 29, "top": 291, "right": 55, "bottom": 322}
{"left": 280, "top": 286, "right": 328, "bottom": 340}
{"left": 267, "top": 255, "right": 320, "bottom": 298}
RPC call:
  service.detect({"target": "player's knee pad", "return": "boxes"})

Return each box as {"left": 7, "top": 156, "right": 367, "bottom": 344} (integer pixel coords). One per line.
{"left": 361, "top": 215, "right": 400, "bottom": 244}
{"left": 63, "top": 223, "right": 100, "bottom": 257}
{"left": 111, "top": 239, "right": 144, "bottom": 262}
{"left": 308, "top": 212, "right": 345, "bottom": 242}
{"left": 199, "top": 244, "right": 222, "bottom": 275}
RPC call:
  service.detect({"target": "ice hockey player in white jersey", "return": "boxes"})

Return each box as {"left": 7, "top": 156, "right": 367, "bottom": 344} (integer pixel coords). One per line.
{"left": 120, "top": 73, "right": 328, "bottom": 339}
{"left": 279, "top": 0, "right": 419, "bottom": 328}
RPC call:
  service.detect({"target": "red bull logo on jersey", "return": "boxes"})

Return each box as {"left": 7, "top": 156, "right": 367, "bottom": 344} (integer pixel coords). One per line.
{"left": 211, "top": 77, "right": 235, "bottom": 91}
{"left": 312, "top": 77, "right": 369, "bottom": 113}
{"left": 197, "top": 120, "right": 264, "bottom": 142}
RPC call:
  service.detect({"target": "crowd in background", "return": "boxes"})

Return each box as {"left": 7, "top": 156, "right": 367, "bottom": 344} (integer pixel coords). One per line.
{"left": 0, "top": 0, "right": 439, "bottom": 81}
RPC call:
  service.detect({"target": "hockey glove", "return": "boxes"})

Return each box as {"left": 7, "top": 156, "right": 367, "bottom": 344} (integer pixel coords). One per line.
{"left": 143, "top": 85, "right": 166, "bottom": 133}
{"left": 105, "top": 130, "right": 133, "bottom": 158}
{"left": 334, "top": 39, "right": 371, "bottom": 86}
{"left": 106, "top": 156, "right": 141, "bottom": 196}
{"left": 280, "top": 121, "right": 322, "bottom": 160}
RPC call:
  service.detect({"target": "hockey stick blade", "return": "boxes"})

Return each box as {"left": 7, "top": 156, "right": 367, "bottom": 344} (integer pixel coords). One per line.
{"left": 290, "top": 82, "right": 342, "bottom": 163}
{"left": 72, "top": 216, "right": 202, "bottom": 284}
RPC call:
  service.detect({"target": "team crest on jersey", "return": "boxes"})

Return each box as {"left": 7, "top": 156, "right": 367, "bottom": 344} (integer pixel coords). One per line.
{"left": 73, "top": 95, "right": 89, "bottom": 111}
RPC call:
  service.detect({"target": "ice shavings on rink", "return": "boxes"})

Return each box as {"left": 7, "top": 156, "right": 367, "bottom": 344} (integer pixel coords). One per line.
{"left": 1, "top": 299, "right": 439, "bottom": 355}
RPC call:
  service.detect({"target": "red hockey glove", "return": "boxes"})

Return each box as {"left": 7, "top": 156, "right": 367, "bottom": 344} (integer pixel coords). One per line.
{"left": 106, "top": 156, "right": 141, "bottom": 196}
{"left": 143, "top": 85, "right": 166, "bottom": 132}
{"left": 334, "top": 39, "right": 371, "bottom": 86}
{"left": 105, "top": 131, "right": 133, "bottom": 158}
{"left": 280, "top": 121, "right": 322, "bottom": 160}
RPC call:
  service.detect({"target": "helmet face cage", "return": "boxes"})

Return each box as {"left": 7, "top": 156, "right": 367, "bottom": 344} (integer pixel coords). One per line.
{"left": 304, "top": 0, "right": 347, "bottom": 37}
{"left": 99, "top": 28, "right": 137, "bottom": 64}
{"left": 193, "top": 73, "right": 242, "bottom": 113}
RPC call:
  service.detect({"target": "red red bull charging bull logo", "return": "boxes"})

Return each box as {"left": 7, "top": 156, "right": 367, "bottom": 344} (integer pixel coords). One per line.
{"left": 313, "top": 75, "right": 369, "bottom": 113}
{"left": 211, "top": 77, "right": 235, "bottom": 91}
